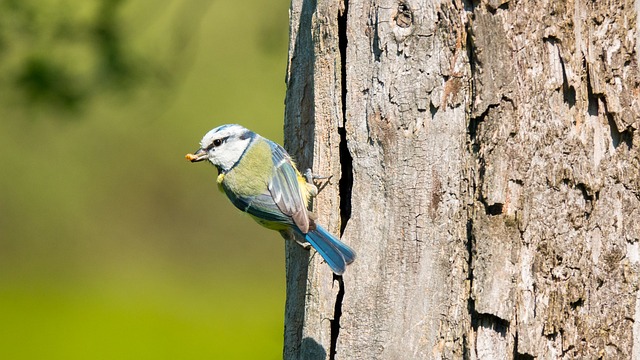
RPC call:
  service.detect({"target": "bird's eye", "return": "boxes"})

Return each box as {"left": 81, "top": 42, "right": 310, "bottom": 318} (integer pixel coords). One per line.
{"left": 206, "top": 137, "right": 227, "bottom": 150}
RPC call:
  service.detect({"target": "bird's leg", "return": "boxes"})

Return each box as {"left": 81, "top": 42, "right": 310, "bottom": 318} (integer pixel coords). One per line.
{"left": 282, "top": 229, "right": 312, "bottom": 250}
{"left": 304, "top": 168, "right": 333, "bottom": 197}
{"left": 307, "top": 210, "right": 318, "bottom": 222}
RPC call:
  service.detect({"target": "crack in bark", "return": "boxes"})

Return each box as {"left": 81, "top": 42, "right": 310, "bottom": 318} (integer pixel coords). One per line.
{"left": 338, "top": 130, "right": 353, "bottom": 235}
{"left": 484, "top": 202, "right": 504, "bottom": 216}
{"left": 465, "top": 9, "right": 480, "bottom": 346}
{"left": 575, "top": 182, "right": 595, "bottom": 219}
{"left": 329, "top": 275, "right": 345, "bottom": 359}
{"left": 544, "top": 35, "right": 576, "bottom": 109}
{"left": 585, "top": 56, "right": 599, "bottom": 118}
{"left": 558, "top": 47, "right": 576, "bottom": 109}
{"left": 584, "top": 56, "right": 633, "bottom": 150}
{"left": 467, "top": 226, "right": 513, "bottom": 344}
{"left": 476, "top": 312, "right": 510, "bottom": 334}
{"left": 338, "top": 0, "right": 352, "bottom": 237}
{"left": 515, "top": 351, "right": 535, "bottom": 360}
{"left": 603, "top": 100, "right": 633, "bottom": 151}
{"left": 372, "top": 8, "right": 382, "bottom": 62}
{"left": 466, "top": 8, "right": 521, "bottom": 355}
{"left": 331, "top": 1, "right": 350, "bottom": 359}
{"left": 466, "top": 218, "right": 478, "bottom": 334}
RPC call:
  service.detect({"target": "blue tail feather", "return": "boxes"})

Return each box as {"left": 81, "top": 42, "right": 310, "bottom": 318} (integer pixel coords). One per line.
{"left": 300, "top": 225, "right": 356, "bottom": 275}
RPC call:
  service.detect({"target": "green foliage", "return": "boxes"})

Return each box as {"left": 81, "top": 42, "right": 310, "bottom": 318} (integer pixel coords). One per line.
{"left": 0, "top": 0, "right": 140, "bottom": 111}
{"left": 0, "top": 277, "right": 283, "bottom": 359}
{"left": 0, "top": 0, "right": 290, "bottom": 358}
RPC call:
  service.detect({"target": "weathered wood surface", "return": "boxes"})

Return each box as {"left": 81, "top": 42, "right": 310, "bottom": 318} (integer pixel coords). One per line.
{"left": 283, "top": 0, "right": 640, "bottom": 359}
{"left": 283, "top": 0, "right": 345, "bottom": 358}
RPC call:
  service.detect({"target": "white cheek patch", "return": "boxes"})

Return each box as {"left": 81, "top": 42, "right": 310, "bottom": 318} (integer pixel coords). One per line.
{"left": 210, "top": 137, "right": 253, "bottom": 171}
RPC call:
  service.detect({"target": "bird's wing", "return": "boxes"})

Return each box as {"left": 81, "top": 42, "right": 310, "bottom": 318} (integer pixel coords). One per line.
{"left": 225, "top": 189, "right": 292, "bottom": 225}
{"left": 268, "top": 142, "right": 310, "bottom": 233}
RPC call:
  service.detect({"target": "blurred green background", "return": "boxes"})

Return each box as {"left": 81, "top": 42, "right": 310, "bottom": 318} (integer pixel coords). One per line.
{"left": 0, "top": 0, "right": 290, "bottom": 358}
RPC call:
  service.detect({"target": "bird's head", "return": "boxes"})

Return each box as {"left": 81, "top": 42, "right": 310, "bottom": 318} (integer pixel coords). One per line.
{"left": 186, "top": 124, "right": 256, "bottom": 172}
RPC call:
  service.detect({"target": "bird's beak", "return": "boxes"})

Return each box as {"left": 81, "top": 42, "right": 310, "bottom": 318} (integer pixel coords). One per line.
{"left": 185, "top": 148, "right": 208, "bottom": 163}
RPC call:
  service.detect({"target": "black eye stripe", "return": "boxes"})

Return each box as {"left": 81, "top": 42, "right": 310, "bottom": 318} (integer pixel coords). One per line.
{"left": 205, "top": 131, "right": 253, "bottom": 151}
{"left": 206, "top": 137, "right": 227, "bottom": 150}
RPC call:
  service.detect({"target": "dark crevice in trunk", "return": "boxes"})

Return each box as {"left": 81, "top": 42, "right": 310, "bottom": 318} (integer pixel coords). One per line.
{"left": 585, "top": 56, "right": 599, "bottom": 118}
{"left": 586, "top": 54, "right": 633, "bottom": 151}
{"left": 466, "top": 12, "right": 480, "bottom": 154}
{"left": 547, "top": 37, "right": 576, "bottom": 109}
{"left": 464, "top": 5, "right": 480, "bottom": 348}
{"left": 331, "top": 2, "right": 350, "bottom": 360}
{"left": 466, "top": 218, "right": 477, "bottom": 329}
{"left": 476, "top": 312, "right": 510, "bottom": 334}
{"left": 338, "top": 129, "right": 353, "bottom": 236}
{"left": 338, "top": 0, "right": 352, "bottom": 238}
{"left": 484, "top": 202, "right": 504, "bottom": 216}
{"left": 603, "top": 102, "right": 633, "bottom": 151}
{"left": 329, "top": 275, "right": 345, "bottom": 360}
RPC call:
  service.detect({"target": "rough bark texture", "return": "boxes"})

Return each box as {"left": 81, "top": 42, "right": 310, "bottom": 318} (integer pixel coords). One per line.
{"left": 283, "top": 0, "right": 345, "bottom": 358}
{"left": 284, "top": 0, "right": 640, "bottom": 359}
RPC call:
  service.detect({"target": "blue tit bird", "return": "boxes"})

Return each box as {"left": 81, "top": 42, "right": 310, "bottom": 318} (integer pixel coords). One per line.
{"left": 186, "top": 124, "right": 356, "bottom": 275}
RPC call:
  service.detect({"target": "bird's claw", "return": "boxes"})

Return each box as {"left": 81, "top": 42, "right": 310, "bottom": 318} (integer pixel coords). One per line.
{"left": 304, "top": 168, "right": 331, "bottom": 182}
{"left": 304, "top": 168, "right": 333, "bottom": 197}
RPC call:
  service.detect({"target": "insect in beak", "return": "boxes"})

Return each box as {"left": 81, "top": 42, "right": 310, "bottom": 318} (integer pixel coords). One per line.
{"left": 185, "top": 148, "right": 208, "bottom": 162}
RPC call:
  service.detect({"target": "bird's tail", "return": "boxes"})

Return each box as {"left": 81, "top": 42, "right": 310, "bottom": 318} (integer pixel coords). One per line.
{"left": 302, "top": 225, "right": 356, "bottom": 275}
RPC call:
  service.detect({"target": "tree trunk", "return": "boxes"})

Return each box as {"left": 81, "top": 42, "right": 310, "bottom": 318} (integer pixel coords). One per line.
{"left": 283, "top": 0, "right": 640, "bottom": 359}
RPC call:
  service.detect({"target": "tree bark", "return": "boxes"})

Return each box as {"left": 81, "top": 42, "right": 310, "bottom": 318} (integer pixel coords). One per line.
{"left": 283, "top": 0, "right": 640, "bottom": 359}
